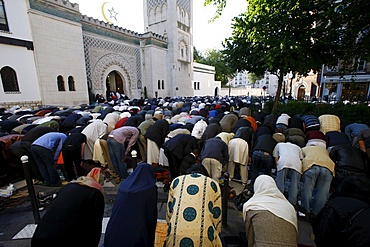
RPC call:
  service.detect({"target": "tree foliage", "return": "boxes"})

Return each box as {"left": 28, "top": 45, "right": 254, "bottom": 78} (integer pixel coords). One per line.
{"left": 205, "top": 0, "right": 370, "bottom": 113}
{"left": 248, "top": 72, "right": 263, "bottom": 84}
{"left": 193, "top": 46, "right": 203, "bottom": 63}
{"left": 327, "top": 0, "right": 370, "bottom": 69}
{"left": 195, "top": 48, "right": 235, "bottom": 87}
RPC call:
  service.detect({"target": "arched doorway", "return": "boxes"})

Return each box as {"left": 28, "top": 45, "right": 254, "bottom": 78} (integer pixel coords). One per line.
{"left": 297, "top": 85, "right": 306, "bottom": 100}
{"left": 105, "top": 71, "right": 125, "bottom": 95}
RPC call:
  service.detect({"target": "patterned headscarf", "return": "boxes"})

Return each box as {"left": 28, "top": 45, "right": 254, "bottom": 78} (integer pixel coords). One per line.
{"left": 70, "top": 167, "right": 104, "bottom": 194}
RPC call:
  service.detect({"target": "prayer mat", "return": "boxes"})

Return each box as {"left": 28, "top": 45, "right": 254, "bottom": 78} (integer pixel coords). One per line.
{"left": 155, "top": 219, "right": 167, "bottom": 247}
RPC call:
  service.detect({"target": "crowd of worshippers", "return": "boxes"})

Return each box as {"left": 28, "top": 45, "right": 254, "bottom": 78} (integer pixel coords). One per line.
{"left": 1, "top": 96, "right": 370, "bottom": 246}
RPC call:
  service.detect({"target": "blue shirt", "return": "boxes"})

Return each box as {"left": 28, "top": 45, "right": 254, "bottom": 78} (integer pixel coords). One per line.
{"left": 32, "top": 132, "right": 67, "bottom": 161}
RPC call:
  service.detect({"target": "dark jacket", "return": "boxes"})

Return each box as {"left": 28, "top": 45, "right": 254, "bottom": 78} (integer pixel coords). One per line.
{"left": 252, "top": 134, "right": 277, "bottom": 155}
{"left": 314, "top": 196, "right": 370, "bottom": 247}
{"left": 325, "top": 131, "right": 351, "bottom": 147}
{"left": 123, "top": 114, "right": 144, "bottom": 127}
{"left": 313, "top": 176, "right": 370, "bottom": 247}
{"left": 330, "top": 145, "right": 369, "bottom": 174}
{"left": 201, "top": 123, "right": 222, "bottom": 142}
{"left": 163, "top": 134, "right": 198, "bottom": 160}
{"left": 145, "top": 119, "right": 169, "bottom": 147}
{"left": 200, "top": 137, "right": 229, "bottom": 165}
{"left": 232, "top": 118, "right": 252, "bottom": 134}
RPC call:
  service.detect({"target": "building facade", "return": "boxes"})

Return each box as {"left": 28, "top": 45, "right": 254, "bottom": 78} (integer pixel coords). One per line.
{"left": 0, "top": 0, "right": 203, "bottom": 108}
{"left": 0, "top": 0, "right": 42, "bottom": 108}
{"left": 319, "top": 62, "right": 370, "bottom": 103}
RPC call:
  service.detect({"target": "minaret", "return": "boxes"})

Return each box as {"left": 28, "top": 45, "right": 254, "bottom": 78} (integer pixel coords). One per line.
{"left": 144, "top": 0, "right": 194, "bottom": 97}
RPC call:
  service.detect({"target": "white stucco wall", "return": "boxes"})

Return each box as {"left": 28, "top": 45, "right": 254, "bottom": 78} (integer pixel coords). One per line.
{"left": 193, "top": 62, "right": 217, "bottom": 96}
{"left": 28, "top": 8, "right": 89, "bottom": 106}
{"left": 141, "top": 43, "right": 168, "bottom": 98}
{"left": 1, "top": 0, "right": 33, "bottom": 40}
{"left": 0, "top": 0, "right": 41, "bottom": 105}
{"left": 0, "top": 45, "right": 42, "bottom": 103}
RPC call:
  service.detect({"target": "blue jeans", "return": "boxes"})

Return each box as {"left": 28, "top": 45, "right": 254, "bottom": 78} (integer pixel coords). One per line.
{"left": 31, "top": 145, "right": 61, "bottom": 185}
{"left": 107, "top": 139, "right": 129, "bottom": 179}
{"left": 301, "top": 165, "right": 333, "bottom": 215}
{"left": 251, "top": 150, "right": 273, "bottom": 186}
{"left": 275, "top": 168, "right": 301, "bottom": 205}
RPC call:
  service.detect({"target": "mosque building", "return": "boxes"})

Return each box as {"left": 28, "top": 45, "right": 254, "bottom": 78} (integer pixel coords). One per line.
{"left": 4, "top": 0, "right": 366, "bottom": 108}
{"left": 0, "top": 0, "right": 222, "bottom": 108}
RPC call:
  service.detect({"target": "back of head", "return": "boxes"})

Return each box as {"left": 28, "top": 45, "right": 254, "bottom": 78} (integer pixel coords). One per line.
{"left": 253, "top": 175, "right": 279, "bottom": 195}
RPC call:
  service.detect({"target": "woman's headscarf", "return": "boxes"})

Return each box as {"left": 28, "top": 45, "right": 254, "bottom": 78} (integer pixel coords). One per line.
{"left": 104, "top": 163, "right": 158, "bottom": 246}
{"left": 243, "top": 175, "right": 298, "bottom": 231}
{"left": 120, "top": 162, "right": 157, "bottom": 193}
{"left": 70, "top": 167, "right": 104, "bottom": 194}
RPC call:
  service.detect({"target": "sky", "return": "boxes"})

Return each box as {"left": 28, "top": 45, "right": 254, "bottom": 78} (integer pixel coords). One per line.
{"left": 71, "top": 0, "right": 247, "bottom": 52}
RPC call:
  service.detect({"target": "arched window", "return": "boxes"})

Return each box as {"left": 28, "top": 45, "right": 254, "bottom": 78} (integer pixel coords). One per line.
{"left": 1, "top": 66, "right": 19, "bottom": 92}
{"left": 0, "top": 0, "right": 9, "bottom": 32}
{"left": 179, "top": 41, "right": 187, "bottom": 61}
{"left": 161, "top": 80, "right": 164, "bottom": 89}
{"left": 68, "top": 76, "right": 75, "bottom": 91}
{"left": 57, "top": 75, "right": 65, "bottom": 91}
{"left": 158, "top": 80, "right": 161, "bottom": 90}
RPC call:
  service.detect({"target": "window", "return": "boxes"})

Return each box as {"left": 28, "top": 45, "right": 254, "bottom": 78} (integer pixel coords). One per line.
{"left": 0, "top": 0, "right": 9, "bottom": 32}
{"left": 161, "top": 80, "right": 164, "bottom": 89}
{"left": 357, "top": 59, "right": 366, "bottom": 72}
{"left": 179, "top": 41, "right": 187, "bottom": 60}
{"left": 197, "top": 82, "right": 200, "bottom": 90}
{"left": 157, "top": 80, "right": 161, "bottom": 90}
{"left": 68, "top": 76, "right": 76, "bottom": 91}
{"left": 326, "top": 64, "right": 339, "bottom": 72}
{"left": 57, "top": 75, "right": 66, "bottom": 91}
{"left": 194, "top": 81, "right": 197, "bottom": 90}
{"left": 342, "top": 82, "right": 368, "bottom": 102}
{"left": 1, "top": 66, "right": 19, "bottom": 92}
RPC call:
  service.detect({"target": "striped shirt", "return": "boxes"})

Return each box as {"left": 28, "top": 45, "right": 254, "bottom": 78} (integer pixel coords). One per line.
{"left": 301, "top": 115, "right": 320, "bottom": 129}
{"left": 109, "top": 126, "right": 139, "bottom": 156}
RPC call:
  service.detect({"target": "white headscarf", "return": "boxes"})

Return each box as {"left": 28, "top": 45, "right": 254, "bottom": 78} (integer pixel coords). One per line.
{"left": 243, "top": 175, "right": 298, "bottom": 231}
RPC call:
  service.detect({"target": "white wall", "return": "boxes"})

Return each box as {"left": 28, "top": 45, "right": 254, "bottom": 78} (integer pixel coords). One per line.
{"left": 0, "top": 0, "right": 41, "bottom": 105}
{"left": 193, "top": 62, "right": 216, "bottom": 96}
{"left": 28, "top": 8, "right": 89, "bottom": 106}
{"left": 1, "top": 0, "right": 33, "bottom": 40}
{"left": 141, "top": 43, "right": 168, "bottom": 98}
{"left": 0, "top": 45, "right": 41, "bottom": 103}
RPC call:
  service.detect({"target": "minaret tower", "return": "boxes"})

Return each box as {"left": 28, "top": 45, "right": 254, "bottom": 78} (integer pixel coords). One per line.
{"left": 144, "top": 0, "right": 194, "bottom": 97}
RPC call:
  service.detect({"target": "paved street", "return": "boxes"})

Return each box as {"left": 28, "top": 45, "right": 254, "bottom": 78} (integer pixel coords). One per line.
{"left": 0, "top": 178, "right": 315, "bottom": 247}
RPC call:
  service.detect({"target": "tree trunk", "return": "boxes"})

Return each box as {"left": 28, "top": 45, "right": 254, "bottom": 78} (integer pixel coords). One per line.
{"left": 272, "top": 71, "right": 284, "bottom": 114}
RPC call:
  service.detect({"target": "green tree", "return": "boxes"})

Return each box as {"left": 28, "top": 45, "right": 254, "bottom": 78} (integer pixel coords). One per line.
{"left": 193, "top": 46, "right": 204, "bottom": 63}
{"left": 201, "top": 48, "right": 235, "bottom": 87}
{"left": 326, "top": 0, "right": 370, "bottom": 70}
{"left": 204, "top": 0, "right": 365, "bottom": 113}
{"left": 248, "top": 72, "right": 263, "bottom": 84}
